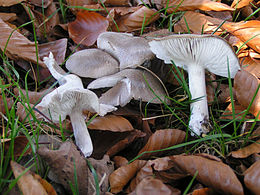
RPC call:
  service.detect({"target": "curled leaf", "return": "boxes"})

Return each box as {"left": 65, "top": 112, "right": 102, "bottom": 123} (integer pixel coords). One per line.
{"left": 234, "top": 70, "right": 260, "bottom": 118}
{"left": 138, "top": 129, "right": 186, "bottom": 159}
{"left": 231, "top": 0, "right": 254, "bottom": 9}
{"left": 0, "top": 0, "right": 23, "bottom": 6}
{"left": 68, "top": 11, "right": 109, "bottom": 46}
{"left": 230, "top": 139, "right": 260, "bottom": 158}
{"left": 170, "top": 154, "right": 244, "bottom": 195}
{"left": 244, "top": 160, "right": 260, "bottom": 194}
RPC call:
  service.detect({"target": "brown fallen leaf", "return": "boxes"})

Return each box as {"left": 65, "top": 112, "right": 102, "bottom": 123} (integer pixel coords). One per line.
{"left": 37, "top": 141, "right": 90, "bottom": 194}
{"left": 10, "top": 160, "right": 56, "bottom": 195}
{"left": 192, "top": 187, "right": 216, "bottom": 195}
{"left": 0, "top": 96, "right": 14, "bottom": 115}
{"left": 223, "top": 20, "right": 260, "bottom": 53}
{"left": 174, "top": 11, "right": 223, "bottom": 35}
{"left": 137, "top": 129, "right": 186, "bottom": 159}
{"left": 234, "top": 70, "right": 260, "bottom": 118}
{"left": 244, "top": 160, "right": 260, "bottom": 194}
{"left": 14, "top": 88, "right": 52, "bottom": 104}
{"left": 3, "top": 136, "right": 31, "bottom": 157}
{"left": 66, "top": 0, "right": 95, "bottom": 7}
{"left": 131, "top": 176, "right": 176, "bottom": 195}
{"left": 0, "top": 18, "right": 45, "bottom": 67}
{"left": 39, "top": 38, "right": 68, "bottom": 65}
{"left": 68, "top": 11, "right": 109, "bottom": 46}
{"left": 231, "top": 0, "right": 253, "bottom": 9}
{"left": 105, "top": 0, "right": 130, "bottom": 6}
{"left": 109, "top": 159, "right": 147, "bottom": 193}
{"left": 230, "top": 139, "right": 260, "bottom": 158}
{"left": 0, "top": 13, "right": 17, "bottom": 22}
{"left": 88, "top": 115, "right": 134, "bottom": 132}
{"left": 170, "top": 154, "right": 244, "bottom": 195}
{"left": 28, "top": 0, "right": 52, "bottom": 8}
{"left": 113, "top": 156, "right": 129, "bottom": 168}
{"left": 167, "top": 0, "right": 234, "bottom": 13}
{"left": 220, "top": 102, "right": 252, "bottom": 120}
{"left": 113, "top": 6, "right": 160, "bottom": 32}
{"left": 241, "top": 56, "right": 260, "bottom": 78}
{"left": 0, "top": 0, "right": 23, "bottom": 6}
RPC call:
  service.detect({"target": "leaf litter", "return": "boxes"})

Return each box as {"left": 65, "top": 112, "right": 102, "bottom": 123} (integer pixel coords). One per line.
{"left": 0, "top": 0, "right": 259, "bottom": 194}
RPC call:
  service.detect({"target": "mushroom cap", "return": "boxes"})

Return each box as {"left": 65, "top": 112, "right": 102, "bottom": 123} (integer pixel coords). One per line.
{"left": 37, "top": 88, "right": 101, "bottom": 123}
{"left": 97, "top": 32, "right": 154, "bottom": 70}
{"left": 149, "top": 34, "right": 240, "bottom": 78}
{"left": 65, "top": 49, "right": 119, "bottom": 78}
{"left": 88, "top": 69, "right": 169, "bottom": 106}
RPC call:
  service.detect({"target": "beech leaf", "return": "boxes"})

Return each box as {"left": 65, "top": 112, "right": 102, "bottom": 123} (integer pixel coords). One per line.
{"left": 0, "top": 18, "right": 45, "bottom": 67}
{"left": 234, "top": 70, "right": 260, "bottom": 118}
{"left": 88, "top": 115, "right": 134, "bottom": 132}
{"left": 10, "top": 161, "right": 57, "bottom": 195}
{"left": 3, "top": 136, "right": 31, "bottom": 157}
{"left": 170, "top": 154, "right": 244, "bottom": 195}
{"left": 231, "top": 0, "right": 254, "bottom": 9}
{"left": 138, "top": 129, "right": 186, "bottom": 159}
{"left": 167, "top": 0, "right": 234, "bottom": 13}
{"left": 244, "top": 160, "right": 260, "bottom": 194}
{"left": 109, "top": 159, "right": 147, "bottom": 193}
{"left": 68, "top": 11, "right": 109, "bottom": 46}
{"left": 230, "top": 139, "right": 260, "bottom": 158}
{"left": 0, "top": 0, "right": 23, "bottom": 6}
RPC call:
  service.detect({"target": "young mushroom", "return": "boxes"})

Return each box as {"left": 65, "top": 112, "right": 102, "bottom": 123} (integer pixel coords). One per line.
{"left": 36, "top": 53, "right": 116, "bottom": 157}
{"left": 97, "top": 32, "right": 154, "bottom": 70}
{"left": 88, "top": 69, "right": 170, "bottom": 107}
{"left": 149, "top": 34, "right": 240, "bottom": 136}
{"left": 65, "top": 48, "right": 119, "bottom": 78}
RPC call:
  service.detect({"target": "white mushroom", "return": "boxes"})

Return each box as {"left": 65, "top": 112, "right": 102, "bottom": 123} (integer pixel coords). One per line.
{"left": 88, "top": 69, "right": 170, "bottom": 107}
{"left": 65, "top": 48, "right": 119, "bottom": 78}
{"left": 97, "top": 32, "right": 154, "bottom": 70}
{"left": 36, "top": 53, "right": 116, "bottom": 157}
{"left": 149, "top": 34, "right": 240, "bottom": 136}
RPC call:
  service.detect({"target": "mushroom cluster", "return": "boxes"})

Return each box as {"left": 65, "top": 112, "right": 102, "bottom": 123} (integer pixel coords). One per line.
{"left": 149, "top": 34, "right": 240, "bottom": 136}
{"left": 66, "top": 32, "right": 170, "bottom": 107}
{"left": 36, "top": 53, "right": 116, "bottom": 157}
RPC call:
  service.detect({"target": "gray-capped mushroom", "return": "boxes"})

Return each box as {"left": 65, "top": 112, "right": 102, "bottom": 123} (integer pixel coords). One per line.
{"left": 97, "top": 32, "right": 154, "bottom": 70}
{"left": 65, "top": 48, "right": 119, "bottom": 78}
{"left": 88, "top": 69, "right": 170, "bottom": 107}
{"left": 36, "top": 53, "right": 116, "bottom": 157}
{"left": 149, "top": 34, "right": 240, "bottom": 136}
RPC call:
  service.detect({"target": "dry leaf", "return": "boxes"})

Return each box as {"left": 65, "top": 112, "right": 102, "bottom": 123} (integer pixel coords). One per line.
{"left": 113, "top": 156, "right": 129, "bottom": 168}
{"left": 0, "top": 96, "right": 14, "bottom": 115}
{"left": 220, "top": 102, "right": 252, "bottom": 120}
{"left": 231, "top": 0, "right": 253, "bottom": 9}
{"left": 68, "top": 11, "right": 109, "bottom": 46}
{"left": 0, "top": 13, "right": 17, "bottom": 22}
{"left": 0, "top": 18, "right": 45, "bottom": 67}
{"left": 109, "top": 159, "right": 147, "bottom": 193}
{"left": 66, "top": 0, "right": 95, "bottom": 7}
{"left": 223, "top": 20, "right": 260, "bottom": 53}
{"left": 132, "top": 176, "right": 174, "bottom": 195}
{"left": 114, "top": 6, "right": 160, "bottom": 32}
{"left": 39, "top": 38, "right": 68, "bottom": 65}
{"left": 105, "top": 0, "right": 130, "bottom": 6}
{"left": 88, "top": 115, "right": 134, "bottom": 132}
{"left": 10, "top": 160, "right": 56, "bottom": 195}
{"left": 0, "top": 0, "right": 23, "bottom": 6}
{"left": 170, "top": 154, "right": 244, "bottom": 195}
{"left": 14, "top": 88, "right": 52, "bottom": 104}
{"left": 230, "top": 139, "right": 260, "bottom": 158}
{"left": 244, "top": 160, "right": 260, "bottom": 194}
{"left": 138, "top": 129, "right": 186, "bottom": 159}
{"left": 241, "top": 56, "right": 260, "bottom": 78}
{"left": 3, "top": 136, "right": 31, "bottom": 157}
{"left": 234, "top": 70, "right": 260, "bottom": 118}
{"left": 167, "top": 0, "right": 234, "bottom": 13}
{"left": 28, "top": 0, "right": 52, "bottom": 7}
{"left": 174, "top": 11, "right": 223, "bottom": 35}
{"left": 37, "top": 141, "right": 90, "bottom": 194}
{"left": 192, "top": 187, "right": 216, "bottom": 195}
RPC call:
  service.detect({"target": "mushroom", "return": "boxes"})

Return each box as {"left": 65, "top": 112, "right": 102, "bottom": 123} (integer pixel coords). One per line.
{"left": 97, "top": 32, "right": 154, "bottom": 70}
{"left": 36, "top": 53, "right": 117, "bottom": 157}
{"left": 65, "top": 48, "right": 119, "bottom": 78}
{"left": 149, "top": 34, "right": 240, "bottom": 136}
{"left": 87, "top": 69, "right": 170, "bottom": 107}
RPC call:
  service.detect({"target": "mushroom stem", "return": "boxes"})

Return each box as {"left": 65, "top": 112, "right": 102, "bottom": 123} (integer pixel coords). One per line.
{"left": 69, "top": 111, "right": 93, "bottom": 157}
{"left": 187, "top": 65, "right": 209, "bottom": 136}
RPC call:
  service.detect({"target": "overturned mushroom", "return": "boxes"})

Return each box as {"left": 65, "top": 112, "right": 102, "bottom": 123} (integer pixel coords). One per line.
{"left": 88, "top": 69, "right": 169, "bottom": 107}
{"left": 97, "top": 32, "right": 154, "bottom": 70}
{"left": 65, "top": 48, "right": 119, "bottom": 78}
{"left": 149, "top": 34, "right": 240, "bottom": 136}
{"left": 36, "top": 53, "right": 116, "bottom": 157}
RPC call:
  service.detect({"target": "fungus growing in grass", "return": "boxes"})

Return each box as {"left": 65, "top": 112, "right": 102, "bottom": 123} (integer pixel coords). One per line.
{"left": 87, "top": 69, "right": 170, "bottom": 107}
{"left": 149, "top": 34, "right": 240, "bottom": 136}
{"left": 97, "top": 32, "right": 154, "bottom": 70}
{"left": 36, "top": 53, "right": 116, "bottom": 157}
{"left": 65, "top": 48, "right": 119, "bottom": 78}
